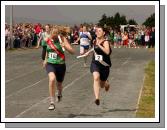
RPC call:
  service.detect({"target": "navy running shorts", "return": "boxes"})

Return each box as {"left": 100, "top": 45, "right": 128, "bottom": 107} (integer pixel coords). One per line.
{"left": 81, "top": 45, "right": 89, "bottom": 50}
{"left": 90, "top": 62, "right": 110, "bottom": 81}
{"left": 46, "top": 63, "right": 66, "bottom": 82}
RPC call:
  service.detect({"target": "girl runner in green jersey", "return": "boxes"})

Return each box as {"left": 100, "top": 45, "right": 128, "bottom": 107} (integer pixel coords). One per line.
{"left": 43, "top": 26, "right": 75, "bottom": 110}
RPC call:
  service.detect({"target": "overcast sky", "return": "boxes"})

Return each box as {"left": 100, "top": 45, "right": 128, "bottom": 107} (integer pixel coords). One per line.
{"left": 5, "top": 5, "right": 155, "bottom": 25}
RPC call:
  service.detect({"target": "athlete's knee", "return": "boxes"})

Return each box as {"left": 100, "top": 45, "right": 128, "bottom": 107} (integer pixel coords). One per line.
{"left": 49, "top": 76, "right": 56, "bottom": 82}
{"left": 93, "top": 75, "right": 100, "bottom": 82}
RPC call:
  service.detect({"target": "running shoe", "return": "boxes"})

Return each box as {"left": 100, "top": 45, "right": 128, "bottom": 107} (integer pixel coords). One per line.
{"left": 57, "top": 94, "right": 62, "bottom": 102}
{"left": 95, "top": 99, "right": 100, "bottom": 105}
{"left": 48, "top": 103, "right": 55, "bottom": 110}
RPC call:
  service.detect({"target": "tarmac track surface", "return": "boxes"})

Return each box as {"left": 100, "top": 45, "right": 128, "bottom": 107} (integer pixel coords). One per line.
{"left": 5, "top": 46, "right": 154, "bottom": 118}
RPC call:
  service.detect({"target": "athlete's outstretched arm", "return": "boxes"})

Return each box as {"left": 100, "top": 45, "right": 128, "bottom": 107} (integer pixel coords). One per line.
{"left": 84, "top": 47, "right": 94, "bottom": 56}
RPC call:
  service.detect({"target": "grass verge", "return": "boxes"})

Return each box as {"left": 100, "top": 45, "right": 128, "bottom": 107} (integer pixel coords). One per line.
{"left": 136, "top": 60, "right": 155, "bottom": 117}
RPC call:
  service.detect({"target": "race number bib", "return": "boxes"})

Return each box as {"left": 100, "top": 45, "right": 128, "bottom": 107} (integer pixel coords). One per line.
{"left": 49, "top": 52, "right": 57, "bottom": 59}
{"left": 95, "top": 54, "right": 103, "bottom": 61}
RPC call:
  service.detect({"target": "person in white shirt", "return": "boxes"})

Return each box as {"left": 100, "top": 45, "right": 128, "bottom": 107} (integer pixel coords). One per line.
{"left": 75, "top": 25, "right": 92, "bottom": 67}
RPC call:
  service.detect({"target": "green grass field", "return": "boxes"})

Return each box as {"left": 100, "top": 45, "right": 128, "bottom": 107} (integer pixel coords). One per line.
{"left": 136, "top": 60, "right": 155, "bottom": 117}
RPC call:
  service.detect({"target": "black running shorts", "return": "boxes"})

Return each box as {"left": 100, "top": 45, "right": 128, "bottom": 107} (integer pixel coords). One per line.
{"left": 46, "top": 63, "right": 66, "bottom": 82}
{"left": 90, "top": 62, "right": 110, "bottom": 81}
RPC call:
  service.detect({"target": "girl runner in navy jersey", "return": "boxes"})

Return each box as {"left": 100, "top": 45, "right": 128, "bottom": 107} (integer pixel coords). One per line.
{"left": 84, "top": 25, "right": 112, "bottom": 105}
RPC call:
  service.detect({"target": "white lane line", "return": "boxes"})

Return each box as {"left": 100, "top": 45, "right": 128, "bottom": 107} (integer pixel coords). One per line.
{"left": 134, "top": 75, "right": 146, "bottom": 115}
{"left": 15, "top": 71, "right": 89, "bottom": 118}
{"left": 67, "top": 61, "right": 80, "bottom": 70}
{"left": 6, "top": 61, "right": 81, "bottom": 99}
{"left": 6, "top": 77, "right": 47, "bottom": 99}
{"left": 121, "top": 57, "right": 131, "bottom": 66}
{"left": 5, "top": 59, "right": 79, "bottom": 84}
{"left": 5, "top": 68, "right": 42, "bottom": 83}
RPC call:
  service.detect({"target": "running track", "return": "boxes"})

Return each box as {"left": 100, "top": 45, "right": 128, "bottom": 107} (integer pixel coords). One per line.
{"left": 5, "top": 46, "right": 154, "bottom": 118}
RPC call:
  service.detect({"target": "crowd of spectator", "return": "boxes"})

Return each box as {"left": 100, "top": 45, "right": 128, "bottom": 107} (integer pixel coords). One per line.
{"left": 5, "top": 22, "right": 155, "bottom": 49}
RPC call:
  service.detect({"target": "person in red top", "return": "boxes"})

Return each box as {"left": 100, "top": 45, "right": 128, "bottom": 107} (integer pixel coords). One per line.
{"left": 122, "top": 31, "right": 129, "bottom": 48}
{"left": 34, "top": 23, "right": 41, "bottom": 34}
{"left": 34, "top": 23, "right": 41, "bottom": 46}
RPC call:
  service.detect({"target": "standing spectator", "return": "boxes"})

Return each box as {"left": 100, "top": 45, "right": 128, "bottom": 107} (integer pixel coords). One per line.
{"left": 5, "top": 26, "right": 10, "bottom": 49}
{"left": 122, "top": 31, "right": 129, "bottom": 48}
{"left": 113, "top": 32, "right": 118, "bottom": 48}
{"left": 13, "top": 30, "right": 21, "bottom": 48}
{"left": 117, "top": 31, "right": 122, "bottom": 48}
{"left": 144, "top": 29, "right": 150, "bottom": 48}
{"left": 150, "top": 27, "right": 155, "bottom": 48}
{"left": 134, "top": 31, "right": 139, "bottom": 48}
{"left": 109, "top": 29, "right": 114, "bottom": 47}
{"left": 128, "top": 31, "right": 135, "bottom": 48}
{"left": 141, "top": 27, "right": 145, "bottom": 47}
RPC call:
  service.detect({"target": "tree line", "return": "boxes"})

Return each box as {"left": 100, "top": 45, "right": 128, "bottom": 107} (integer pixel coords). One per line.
{"left": 96, "top": 12, "right": 155, "bottom": 30}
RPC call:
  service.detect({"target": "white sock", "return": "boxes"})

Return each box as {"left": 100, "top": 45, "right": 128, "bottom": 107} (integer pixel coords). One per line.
{"left": 50, "top": 96, "right": 55, "bottom": 104}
